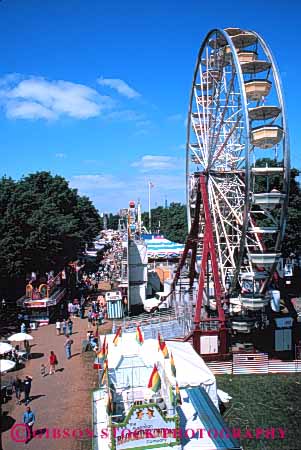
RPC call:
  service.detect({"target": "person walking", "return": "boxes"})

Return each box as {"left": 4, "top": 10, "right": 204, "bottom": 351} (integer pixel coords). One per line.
{"left": 12, "top": 377, "right": 23, "bottom": 405}
{"left": 98, "top": 308, "right": 104, "bottom": 325}
{"left": 55, "top": 320, "right": 61, "bottom": 336}
{"left": 24, "top": 375, "right": 33, "bottom": 405}
{"left": 21, "top": 322, "right": 26, "bottom": 333}
{"left": 68, "top": 301, "right": 73, "bottom": 315}
{"left": 87, "top": 310, "right": 92, "bottom": 329}
{"left": 62, "top": 319, "right": 67, "bottom": 336}
{"left": 67, "top": 318, "right": 73, "bottom": 335}
{"left": 49, "top": 351, "right": 58, "bottom": 374}
{"left": 23, "top": 406, "right": 36, "bottom": 443}
{"left": 40, "top": 363, "right": 47, "bottom": 377}
{"left": 64, "top": 335, "right": 73, "bottom": 359}
{"left": 24, "top": 340, "right": 31, "bottom": 359}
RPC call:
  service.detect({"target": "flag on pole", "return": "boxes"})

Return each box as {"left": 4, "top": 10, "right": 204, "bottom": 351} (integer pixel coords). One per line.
{"left": 149, "top": 181, "right": 154, "bottom": 188}
{"left": 170, "top": 352, "right": 176, "bottom": 377}
{"left": 100, "top": 359, "right": 109, "bottom": 385}
{"left": 136, "top": 326, "right": 144, "bottom": 345}
{"left": 175, "top": 382, "right": 182, "bottom": 405}
{"left": 97, "top": 348, "right": 104, "bottom": 361}
{"left": 113, "top": 326, "right": 122, "bottom": 346}
{"left": 97, "top": 335, "right": 107, "bottom": 361}
{"left": 158, "top": 333, "right": 169, "bottom": 359}
{"left": 147, "top": 365, "right": 161, "bottom": 392}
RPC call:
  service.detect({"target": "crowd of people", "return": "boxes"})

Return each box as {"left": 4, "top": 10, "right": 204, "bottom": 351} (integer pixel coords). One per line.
{"left": 1, "top": 235, "right": 125, "bottom": 444}
{"left": 12, "top": 375, "right": 33, "bottom": 406}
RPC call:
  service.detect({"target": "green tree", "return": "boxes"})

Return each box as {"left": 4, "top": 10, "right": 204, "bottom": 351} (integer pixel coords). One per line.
{"left": 251, "top": 158, "right": 301, "bottom": 255}
{"left": 106, "top": 213, "right": 120, "bottom": 230}
{"left": 282, "top": 168, "right": 301, "bottom": 256}
{"left": 0, "top": 171, "right": 101, "bottom": 282}
{"left": 142, "top": 202, "right": 187, "bottom": 243}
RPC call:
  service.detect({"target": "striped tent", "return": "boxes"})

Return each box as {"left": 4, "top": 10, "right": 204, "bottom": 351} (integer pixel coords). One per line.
{"left": 143, "top": 235, "right": 184, "bottom": 259}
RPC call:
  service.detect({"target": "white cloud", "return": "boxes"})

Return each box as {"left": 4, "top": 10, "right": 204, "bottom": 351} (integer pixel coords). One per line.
{"left": 0, "top": 74, "right": 113, "bottom": 120}
{"left": 55, "top": 153, "right": 67, "bottom": 159}
{"left": 70, "top": 174, "right": 126, "bottom": 191}
{"left": 131, "top": 155, "right": 182, "bottom": 171}
{"left": 97, "top": 77, "right": 140, "bottom": 99}
{"left": 68, "top": 171, "right": 185, "bottom": 211}
{"left": 6, "top": 101, "right": 56, "bottom": 119}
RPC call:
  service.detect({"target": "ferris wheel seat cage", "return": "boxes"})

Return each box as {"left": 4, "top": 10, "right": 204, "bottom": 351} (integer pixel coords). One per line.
{"left": 181, "top": 27, "right": 289, "bottom": 352}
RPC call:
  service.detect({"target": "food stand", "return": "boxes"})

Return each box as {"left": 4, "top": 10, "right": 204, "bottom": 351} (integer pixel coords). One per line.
{"left": 17, "top": 273, "right": 66, "bottom": 327}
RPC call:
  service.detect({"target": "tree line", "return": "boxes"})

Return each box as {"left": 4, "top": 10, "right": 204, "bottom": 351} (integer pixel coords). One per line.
{"left": 1, "top": 162, "right": 299, "bottom": 297}
{"left": 0, "top": 171, "right": 101, "bottom": 296}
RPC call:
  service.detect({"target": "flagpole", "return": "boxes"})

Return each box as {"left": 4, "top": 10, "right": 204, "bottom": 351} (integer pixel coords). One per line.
{"left": 148, "top": 181, "right": 151, "bottom": 233}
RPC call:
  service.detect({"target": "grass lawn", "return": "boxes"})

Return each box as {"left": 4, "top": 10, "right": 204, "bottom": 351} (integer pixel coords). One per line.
{"left": 216, "top": 374, "right": 301, "bottom": 450}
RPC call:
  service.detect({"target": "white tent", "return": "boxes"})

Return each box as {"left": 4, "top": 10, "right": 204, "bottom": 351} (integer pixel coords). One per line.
{"left": 0, "top": 359, "right": 16, "bottom": 373}
{"left": 103, "top": 333, "right": 218, "bottom": 408}
{"left": 0, "top": 342, "right": 13, "bottom": 355}
{"left": 8, "top": 333, "right": 33, "bottom": 342}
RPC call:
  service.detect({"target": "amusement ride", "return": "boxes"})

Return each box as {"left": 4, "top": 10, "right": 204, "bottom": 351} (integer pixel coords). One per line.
{"left": 172, "top": 27, "right": 290, "bottom": 357}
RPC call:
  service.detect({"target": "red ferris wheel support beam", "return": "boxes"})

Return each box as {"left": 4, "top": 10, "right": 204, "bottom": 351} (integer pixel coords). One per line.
{"left": 172, "top": 172, "right": 228, "bottom": 357}
{"left": 194, "top": 174, "right": 224, "bottom": 322}
{"left": 192, "top": 173, "right": 227, "bottom": 356}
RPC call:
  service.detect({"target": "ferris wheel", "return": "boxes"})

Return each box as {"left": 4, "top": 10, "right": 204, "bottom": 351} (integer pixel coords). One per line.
{"left": 186, "top": 27, "right": 289, "bottom": 312}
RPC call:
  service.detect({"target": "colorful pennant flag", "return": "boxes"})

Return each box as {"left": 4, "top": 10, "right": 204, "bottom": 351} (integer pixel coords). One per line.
{"left": 136, "top": 326, "right": 144, "bottom": 345}
{"left": 100, "top": 359, "right": 109, "bottom": 385}
{"left": 170, "top": 352, "right": 176, "bottom": 377}
{"left": 113, "top": 326, "right": 122, "bottom": 346}
{"left": 98, "top": 335, "right": 107, "bottom": 362}
{"left": 147, "top": 365, "right": 161, "bottom": 393}
{"left": 158, "top": 333, "right": 169, "bottom": 359}
{"left": 97, "top": 348, "right": 104, "bottom": 361}
{"left": 175, "top": 382, "right": 182, "bottom": 405}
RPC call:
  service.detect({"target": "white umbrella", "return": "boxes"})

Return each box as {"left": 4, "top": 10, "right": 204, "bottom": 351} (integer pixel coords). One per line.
{"left": 0, "top": 343, "right": 13, "bottom": 355}
{"left": 8, "top": 333, "right": 33, "bottom": 342}
{"left": 0, "top": 359, "right": 16, "bottom": 373}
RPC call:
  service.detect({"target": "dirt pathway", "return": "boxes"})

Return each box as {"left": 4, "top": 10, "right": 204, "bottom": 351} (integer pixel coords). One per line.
{"left": 2, "top": 310, "right": 112, "bottom": 450}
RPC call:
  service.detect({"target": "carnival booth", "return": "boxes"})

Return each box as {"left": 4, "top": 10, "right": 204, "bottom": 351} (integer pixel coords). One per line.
{"left": 92, "top": 333, "right": 241, "bottom": 450}
{"left": 17, "top": 272, "right": 66, "bottom": 327}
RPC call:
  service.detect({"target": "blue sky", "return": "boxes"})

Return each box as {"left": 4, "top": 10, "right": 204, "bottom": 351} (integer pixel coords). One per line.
{"left": 0, "top": 0, "right": 299, "bottom": 212}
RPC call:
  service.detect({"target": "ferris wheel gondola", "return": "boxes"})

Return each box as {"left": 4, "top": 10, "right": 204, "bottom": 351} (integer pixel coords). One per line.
{"left": 186, "top": 27, "right": 289, "bottom": 308}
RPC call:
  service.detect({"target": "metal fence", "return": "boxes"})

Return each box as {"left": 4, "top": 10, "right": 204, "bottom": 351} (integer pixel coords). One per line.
{"left": 207, "top": 353, "right": 301, "bottom": 375}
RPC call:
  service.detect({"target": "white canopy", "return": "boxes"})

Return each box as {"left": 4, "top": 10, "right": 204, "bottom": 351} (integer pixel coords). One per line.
{"left": 141, "top": 339, "right": 216, "bottom": 388}
{"left": 0, "top": 342, "right": 13, "bottom": 355}
{"left": 8, "top": 333, "right": 33, "bottom": 342}
{"left": 103, "top": 333, "right": 218, "bottom": 408}
{"left": 0, "top": 359, "right": 16, "bottom": 373}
